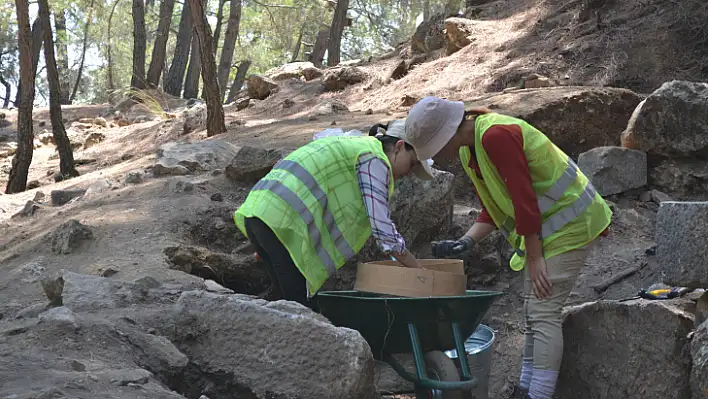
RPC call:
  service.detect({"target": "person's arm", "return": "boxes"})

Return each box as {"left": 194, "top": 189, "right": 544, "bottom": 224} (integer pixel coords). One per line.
{"left": 482, "top": 125, "right": 551, "bottom": 298}
{"left": 356, "top": 154, "right": 422, "bottom": 269}
{"left": 461, "top": 184, "right": 496, "bottom": 243}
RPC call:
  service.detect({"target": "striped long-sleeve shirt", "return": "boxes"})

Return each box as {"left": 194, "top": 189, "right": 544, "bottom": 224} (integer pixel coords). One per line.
{"left": 355, "top": 152, "right": 406, "bottom": 255}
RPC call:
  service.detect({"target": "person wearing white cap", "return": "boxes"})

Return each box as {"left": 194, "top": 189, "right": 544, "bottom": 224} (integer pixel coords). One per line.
{"left": 404, "top": 96, "right": 612, "bottom": 399}
{"left": 234, "top": 119, "right": 434, "bottom": 309}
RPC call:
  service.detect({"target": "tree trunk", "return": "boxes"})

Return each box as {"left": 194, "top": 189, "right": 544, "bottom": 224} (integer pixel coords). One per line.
{"left": 70, "top": 0, "right": 96, "bottom": 101}
{"left": 0, "top": 75, "right": 10, "bottom": 108}
{"left": 164, "top": 2, "right": 193, "bottom": 96}
{"left": 291, "top": 23, "right": 304, "bottom": 62}
{"left": 225, "top": 59, "right": 249, "bottom": 103}
{"left": 444, "top": 0, "right": 459, "bottom": 14}
{"left": 7, "top": 0, "right": 35, "bottom": 194}
{"left": 217, "top": 0, "right": 241, "bottom": 101}
{"left": 188, "top": 0, "right": 226, "bottom": 136}
{"left": 38, "top": 0, "right": 78, "bottom": 179}
{"left": 327, "top": 0, "right": 349, "bottom": 67}
{"left": 107, "top": 0, "right": 122, "bottom": 93}
{"left": 146, "top": 0, "right": 176, "bottom": 87}
{"left": 16, "top": 17, "right": 43, "bottom": 107}
{"left": 130, "top": 0, "right": 147, "bottom": 90}
{"left": 183, "top": 30, "right": 201, "bottom": 99}
{"left": 212, "top": 0, "right": 227, "bottom": 55}
{"left": 423, "top": 0, "right": 430, "bottom": 20}
{"left": 309, "top": 28, "right": 328, "bottom": 67}
{"left": 53, "top": 11, "right": 71, "bottom": 104}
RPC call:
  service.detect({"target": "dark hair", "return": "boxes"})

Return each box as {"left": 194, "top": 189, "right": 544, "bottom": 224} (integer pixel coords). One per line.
{"left": 368, "top": 121, "right": 414, "bottom": 152}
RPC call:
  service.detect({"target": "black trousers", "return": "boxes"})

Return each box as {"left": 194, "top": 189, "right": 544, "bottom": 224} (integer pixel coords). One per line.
{"left": 244, "top": 217, "right": 315, "bottom": 309}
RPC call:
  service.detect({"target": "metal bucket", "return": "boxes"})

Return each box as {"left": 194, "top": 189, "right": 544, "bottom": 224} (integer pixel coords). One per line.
{"left": 444, "top": 324, "right": 495, "bottom": 399}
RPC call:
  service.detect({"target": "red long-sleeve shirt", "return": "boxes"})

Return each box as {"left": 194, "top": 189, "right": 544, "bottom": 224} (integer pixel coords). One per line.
{"left": 469, "top": 124, "right": 608, "bottom": 237}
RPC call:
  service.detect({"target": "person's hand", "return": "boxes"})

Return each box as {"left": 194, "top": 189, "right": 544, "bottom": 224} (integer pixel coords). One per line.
{"left": 527, "top": 256, "right": 552, "bottom": 300}
{"left": 431, "top": 236, "right": 473, "bottom": 258}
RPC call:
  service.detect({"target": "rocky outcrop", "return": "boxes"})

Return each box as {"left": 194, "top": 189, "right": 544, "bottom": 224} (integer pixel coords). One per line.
{"left": 224, "top": 146, "right": 283, "bottom": 184}
{"left": 169, "top": 290, "right": 377, "bottom": 399}
{"left": 656, "top": 201, "right": 708, "bottom": 288}
{"left": 310, "top": 99, "right": 350, "bottom": 116}
{"left": 649, "top": 158, "right": 708, "bottom": 200}
{"left": 411, "top": 13, "right": 448, "bottom": 54}
{"left": 50, "top": 220, "right": 94, "bottom": 255}
{"left": 247, "top": 74, "right": 279, "bottom": 100}
{"left": 322, "top": 67, "right": 369, "bottom": 91}
{"left": 153, "top": 140, "right": 239, "bottom": 176}
{"left": 621, "top": 80, "right": 708, "bottom": 157}
{"left": 577, "top": 146, "right": 647, "bottom": 195}
{"left": 557, "top": 300, "right": 693, "bottom": 399}
{"left": 181, "top": 104, "right": 207, "bottom": 134}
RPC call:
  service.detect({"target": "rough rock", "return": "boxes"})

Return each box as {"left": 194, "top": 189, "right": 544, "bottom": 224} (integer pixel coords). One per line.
{"left": 310, "top": 99, "right": 350, "bottom": 116}
{"left": 374, "top": 356, "right": 415, "bottom": 394}
{"left": 33, "top": 190, "right": 45, "bottom": 202}
{"left": 182, "top": 103, "right": 207, "bottom": 134}
{"left": 41, "top": 272, "right": 64, "bottom": 305}
{"left": 388, "top": 59, "right": 408, "bottom": 81}
{"left": 247, "top": 74, "right": 279, "bottom": 100}
{"left": 411, "top": 13, "right": 448, "bottom": 54}
{"left": 640, "top": 189, "right": 672, "bottom": 204}
{"left": 93, "top": 116, "right": 108, "bottom": 127}
{"left": 125, "top": 170, "right": 145, "bottom": 184}
{"left": 0, "top": 142, "right": 17, "bottom": 158}
{"left": 474, "top": 87, "right": 642, "bottom": 158}
{"left": 38, "top": 130, "right": 55, "bottom": 145}
{"left": 27, "top": 180, "right": 40, "bottom": 189}
{"left": 0, "top": 303, "right": 189, "bottom": 398}
{"left": 224, "top": 146, "right": 282, "bottom": 184}
{"left": 322, "top": 67, "right": 369, "bottom": 91}
{"left": 11, "top": 200, "right": 40, "bottom": 218}
{"left": 168, "top": 290, "right": 377, "bottom": 399}
{"left": 692, "top": 320, "right": 708, "bottom": 399}
{"left": 444, "top": 17, "right": 477, "bottom": 55}
{"left": 163, "top": 245, "right": 268, "bottom": 295}
{"left": 267, "top": 62, "right": 322, "bottom": 81}
{"left": 656, "top": 201, "right": 708, "bottom": 288}
{"left": 524, "top": 75, "right": 553, "bottom": 89}
{"left": 557, "top": 300, "right": 693, "bottom": 399}
{"left": 649, "top": 158, "right": 708, "bottom": 200}
{"left": 577, "top": 146, "right": 647, "bottom": 195}
{"left": 50, "top": 220, "right": 94, "bottom": 255}
{"left": 85, "top": 179, "right": 113, "bottom": 196}
{"left": 621, "top": 80, "right": 708, "bottom": 157}
{"left": 153, "top": 140, "right": 239, "bottom": 176}
{"left": 389, "top": 168, "right": 455, "bottom": 246}
{"left": 234, "top": 97, "right": 250, "bottom": 111}
{"left": 50, "top": 189, "right": 87, "bottom": 206}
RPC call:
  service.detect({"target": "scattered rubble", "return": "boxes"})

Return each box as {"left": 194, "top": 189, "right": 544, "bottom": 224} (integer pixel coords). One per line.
{"left": 577, "top": 146, "right": 647, "bottom": 196}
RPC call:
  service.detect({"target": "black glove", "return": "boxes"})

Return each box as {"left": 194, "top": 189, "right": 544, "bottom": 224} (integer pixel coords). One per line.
{"left": 431, "top": 236, "right": 473, "bottom": 259}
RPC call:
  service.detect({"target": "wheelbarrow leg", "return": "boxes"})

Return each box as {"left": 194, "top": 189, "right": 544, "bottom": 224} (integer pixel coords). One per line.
{"left": 408, "top": 323, "right": 427, "bottom": 380}
{"left": 452, "top": 322, "right": 473, "bottom": 381}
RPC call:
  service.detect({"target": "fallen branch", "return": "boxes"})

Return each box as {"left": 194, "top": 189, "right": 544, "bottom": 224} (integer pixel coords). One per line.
{"left": 592, "top": 261, "right": 648, "bottom": 294}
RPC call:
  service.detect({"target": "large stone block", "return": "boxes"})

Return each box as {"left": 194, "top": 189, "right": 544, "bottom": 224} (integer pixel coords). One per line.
{"left": 578, "top": 146, "right": 647, "bottom": 195}
{"left": 692, "top": 320, "right": 708, "bottom": 399}
{"left": 558, "top": 300, "right": 693, "bottom": 399}
{"left": 656, "top": 201, "right": 708, "bottom": 288}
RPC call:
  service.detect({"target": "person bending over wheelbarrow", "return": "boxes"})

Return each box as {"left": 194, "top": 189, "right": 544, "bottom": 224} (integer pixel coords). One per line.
{"left": 234, "top": 120, "right": 433, "bottom": 309}
{"left": 403, "top": 96, "right": 612, "bottom": 399}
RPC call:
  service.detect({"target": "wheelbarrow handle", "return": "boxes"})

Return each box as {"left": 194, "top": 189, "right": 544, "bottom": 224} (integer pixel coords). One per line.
{"left": 384, "top": 353, "right": 479, "bottom": 391}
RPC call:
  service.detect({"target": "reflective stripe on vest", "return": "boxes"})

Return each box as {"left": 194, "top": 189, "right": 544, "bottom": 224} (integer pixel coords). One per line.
{"left": 252, "top": 159, "right": 357, "bottom": 277}
{"left": 499, "top": 159, "right": 598, "bottom": 257}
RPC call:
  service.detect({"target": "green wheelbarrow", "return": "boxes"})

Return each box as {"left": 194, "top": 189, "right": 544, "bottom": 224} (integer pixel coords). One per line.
{"left": 316, "top": 290, "right": 503, "bottom": 398}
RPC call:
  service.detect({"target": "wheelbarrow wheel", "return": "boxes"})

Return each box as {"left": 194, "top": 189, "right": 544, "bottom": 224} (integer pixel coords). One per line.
{"left": 414, "top": 350, "right": 464, "bottom": 399}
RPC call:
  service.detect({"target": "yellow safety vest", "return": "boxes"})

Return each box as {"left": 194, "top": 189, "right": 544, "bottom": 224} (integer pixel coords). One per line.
{"left": 460, "top": 113, "right": 612, "bottom": 271}
{"left": 234, "top": 136, "right": 394, "bottom": 295}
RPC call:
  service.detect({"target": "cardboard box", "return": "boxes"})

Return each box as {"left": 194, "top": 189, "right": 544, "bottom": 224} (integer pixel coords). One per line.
{"left": 353, "top": 259, "right": 467, "bottom": 297}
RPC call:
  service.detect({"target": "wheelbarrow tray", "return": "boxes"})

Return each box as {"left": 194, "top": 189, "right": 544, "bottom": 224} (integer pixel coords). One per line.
{"left": 316, "top": 290, "right": 503, "bottom": 359}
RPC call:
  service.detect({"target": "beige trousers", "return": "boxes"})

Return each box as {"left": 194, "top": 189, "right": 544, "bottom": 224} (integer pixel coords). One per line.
{"left": 522, "top": 244, "right": 591, "bottom": 371}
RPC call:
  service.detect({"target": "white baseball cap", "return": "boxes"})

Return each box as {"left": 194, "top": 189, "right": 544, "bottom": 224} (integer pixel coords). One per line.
{"left": 404, "top": 96, "right": 466, "bottom": 161}
{"left": 380, "top": 119, "right": 435, "bottom": 180}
